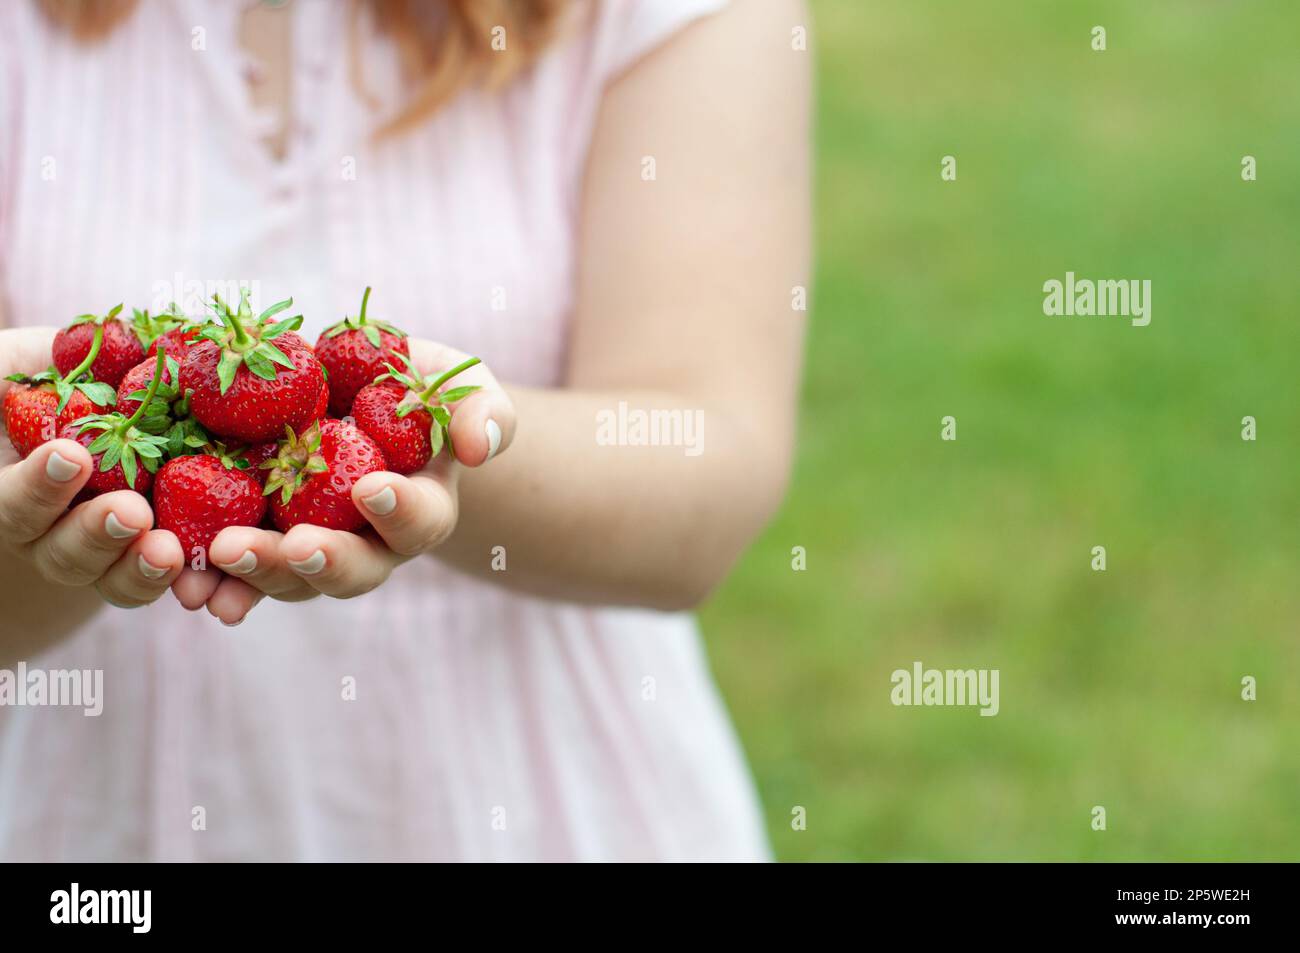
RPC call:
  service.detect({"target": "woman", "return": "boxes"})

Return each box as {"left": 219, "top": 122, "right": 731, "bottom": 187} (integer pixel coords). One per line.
{"left": 0, "top": 0, "right": 808, "bottom": 860}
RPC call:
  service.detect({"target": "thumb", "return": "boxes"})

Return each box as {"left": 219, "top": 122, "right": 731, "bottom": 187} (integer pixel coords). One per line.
{"left": 446, "top": 388, "right": 516, "bottom": 468}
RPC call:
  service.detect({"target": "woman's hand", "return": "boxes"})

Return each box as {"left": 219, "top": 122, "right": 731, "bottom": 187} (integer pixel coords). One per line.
{"left": 178, "top": 339, "right": 516, "bottom": 623}
{"left": 0, "top": 328, "right": 186, "bottom": 609}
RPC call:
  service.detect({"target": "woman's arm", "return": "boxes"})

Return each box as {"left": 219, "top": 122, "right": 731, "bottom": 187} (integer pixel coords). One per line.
{"left": 436, "top": 0, "right": 810, "bottom": 609}
{"left": 206, "top": 0, "right": 810, "bottom": 617}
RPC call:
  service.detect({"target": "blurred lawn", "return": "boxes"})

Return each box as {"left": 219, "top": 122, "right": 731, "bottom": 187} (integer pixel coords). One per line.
{"left": 699, "top": 0, "right": 1300, "bottom": 860}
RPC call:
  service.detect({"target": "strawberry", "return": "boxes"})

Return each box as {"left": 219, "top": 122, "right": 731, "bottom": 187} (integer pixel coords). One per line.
{"left": 243, "top": 440, "right": 280, "bottom": 481}
{"left": 261, "top": 420, "right": 386, "bottom": 532}
{"left": 309, "top": 379, "right": 330, "bottom": 423}
{"left": 144, "top": 304, "right": 203, "bottom": 362}
{"left": 315, "top": 287, "right": 409, "bottom": 418}
{"left": 115, "top": 353, "right": 177, "bottom": 419}
{"left": 116, "top": 349, "right": 210, "bottom": 457}
{"left": 153, "top": 447, "right": 267, "bottom": 560}
{"left": 180, "top": 291, "right": 327, "bottom": 444}
{"left": 3, "top": 325, "right": 117, "bottom": 457}
{"left": 350, "top": 354, "right": 481, "bottom": 474}
{"left": 52, "top": 304, "right": 145, "bottom": 388}
{"left": 59, "top": 349, "right": 172, "bottom": 499}
{"left": 147, "top": 326, "right": 201, "bottom": 362}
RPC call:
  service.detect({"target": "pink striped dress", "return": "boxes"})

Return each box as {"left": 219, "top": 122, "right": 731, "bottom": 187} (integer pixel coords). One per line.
{"left": 0, "top": 0, "right": 769, "bottom": 861}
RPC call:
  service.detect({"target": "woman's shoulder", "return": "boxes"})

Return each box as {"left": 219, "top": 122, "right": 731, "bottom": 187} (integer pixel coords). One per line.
{"left": 562, "top": 0, "right": 730, "bottom": 87}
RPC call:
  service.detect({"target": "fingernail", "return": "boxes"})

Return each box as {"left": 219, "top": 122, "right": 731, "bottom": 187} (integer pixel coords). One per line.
{"left": 138, "top": 555, "right": 169, "bottom": 579}
{"left": 221, "top": 617, "right": 244, "bottom": 628}
{"left": 46, "top": 451, "right": 81, "bottom": 483}
{"left": 216, "top": 551, "right": 258, "bottom": 575}
{"left": 361, "top": 485, "right": 397, "bottom": 515}
{"left": 288, "top": 550, "right": 326, "bottom": 575}
{"left": 105, "top": 512, "right": 139, "bottom": 539}
{"left": 485, "top": 418, "right": 502, "bottom": 459}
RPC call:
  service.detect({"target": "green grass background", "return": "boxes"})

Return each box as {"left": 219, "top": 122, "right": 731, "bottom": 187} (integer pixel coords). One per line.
{"left": 699, "top": 0, "right": 1300, "bottom": 861}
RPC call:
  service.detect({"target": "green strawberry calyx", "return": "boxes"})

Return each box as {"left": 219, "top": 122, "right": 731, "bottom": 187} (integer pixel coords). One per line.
{"left": 200, "top": 290, "right": 303, "bottom": 395}
{"left": 260, "top": 422, "right": 329, "bottom": 506}
{"left": 122, "top": 349, "right": 210, "bottom": 458}
{"left": 373, "top": 354, "right": 482, "bottom": 460}
{"left": 130, "top": 301, "right": 194, "bottom": 349}
{"left": 322, "top": 286, "right": 407, "bottom": 351}
{"left": 69, "top": 349, "right": 172, "bottom": 490}
{"left": 202, "top": 441, "right": 256, "bottom": 472}
{"left": 4, "top": 324, "right": 118, "bottom": 413}
{"left": 68, "top": 303, "right": 125, "bottom": 328}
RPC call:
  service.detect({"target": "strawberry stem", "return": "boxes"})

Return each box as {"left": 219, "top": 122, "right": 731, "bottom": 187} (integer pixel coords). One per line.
{"left": 61, "top": 325, "right": 104, "bottom": 383}
{"left": 417, "top": 357, "right": 481, "bottom": 403}
{"left": 122, "top": 347, "right": 167, "bottom": 432}
{"left": 216, "top": 294, "right": 252, "bottom": 349}
{"left": 358, "top": 286, "right": 371, "bottom": 323}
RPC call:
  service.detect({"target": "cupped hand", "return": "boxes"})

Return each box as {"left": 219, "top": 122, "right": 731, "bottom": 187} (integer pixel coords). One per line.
{"left": 170, "top": 524, "right": 321, "bottom": 625}
{"left": 0, "top": 328, "right": 186, "bottom": 607}
{"left": 181, "top": 339, "right": 515, "bottom": 622}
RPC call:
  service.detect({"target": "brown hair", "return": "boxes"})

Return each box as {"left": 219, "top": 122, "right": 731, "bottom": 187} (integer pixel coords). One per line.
{"left": 36, "top": 0, "right": 570, "bottom": 135}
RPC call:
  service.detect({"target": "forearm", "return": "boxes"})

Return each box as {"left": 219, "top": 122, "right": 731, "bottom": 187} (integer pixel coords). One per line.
{"left": 436, "top": 386, "right": 788, "bottom": 610}
{"left": 0, "top": 552, "right": 101, "bottom": 666}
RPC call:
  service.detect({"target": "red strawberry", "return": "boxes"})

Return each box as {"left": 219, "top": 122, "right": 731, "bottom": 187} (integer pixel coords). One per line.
{"left": 4, "top": 387, "right": 105, "bottom": 459}
{"left": 262, "top": 420, "right": 386, "bottom": 532}
{"left": 350, "top": 355, "right": 481, "bottom": 475}
{"left": 350, "top": 382, "right": 429, "bottom": 473}
{"left": 243, "top": 441, "right": 280, "bottom": 481}
{"left": 153, "top": 449, "right": 267, "bottom": 560}
{"left": 62, "top": 423, "right": 156, "bottom": 502}
{"left": 3, "top": 325, "right": 117, "bottom": 457}
{"left": 115, "top": 352, "right": 177, "bottom": 418}
{"left": 58, "top": 349, "right": 172, "bottom": 500}
{"left": 146, "top": 326, "right": 202, "bottom": 362}
{"left": 180, "top": 292, "right": 327, "bottom": 444}
{"left": 315, "top": 287, "right": 409, "bottom": 418}
{"left": 309, "top": 379, "right": 330, "bottom": 423}
{"left": 52, "top": 304, "right": 145, "bottom": 388}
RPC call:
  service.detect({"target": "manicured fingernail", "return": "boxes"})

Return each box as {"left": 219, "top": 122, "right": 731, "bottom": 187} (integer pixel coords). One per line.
{"left": 361, "top": 486, "right": 396, "bottom": 515}
{"left": 288, "top": 550, "right": 326, "bottom": 575}
{"left": 216, "top": 551, "right": 258, "bottom": 575}
{"left": 46, "top": 451, "right": 81, "bottom": 483}
{"left": 138, "top": 555, "right": 169, "bottom": 579}
{"left": 105, "top": 512, "right": 139, "bottom": 539}
{"left": 485, "top": 418, "right": 502, "bottom": 459}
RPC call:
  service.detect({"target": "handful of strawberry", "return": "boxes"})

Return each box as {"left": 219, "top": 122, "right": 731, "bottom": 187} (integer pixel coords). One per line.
{"left": 3, "top": 289, "right": 482, "bottom": 563}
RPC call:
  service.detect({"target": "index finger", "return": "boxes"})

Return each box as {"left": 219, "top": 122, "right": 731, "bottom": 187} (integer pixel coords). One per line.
{"left": 0, "top": 439, "right": 93, "bottom": 546}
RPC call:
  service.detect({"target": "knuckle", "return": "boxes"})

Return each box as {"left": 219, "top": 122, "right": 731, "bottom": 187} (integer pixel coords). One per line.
{"left": 36, "top": 543, "right": 97, "bottom": 587}
{"left": 412, "top": 516, "right": 456, "bottom": 554}
{"left": 391, "top": 536, "right": 428, "bottom": 558}
{"left": 332, "top": 578, "right": 383, "bottom": 600}
{"left": 0, "top": 484, "right": 53, "bottom": 544}
{"left": 389, "top": 501, "right": 455, "bottom": 556}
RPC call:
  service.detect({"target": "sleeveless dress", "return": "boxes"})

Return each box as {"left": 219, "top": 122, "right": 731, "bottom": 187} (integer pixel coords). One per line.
{"left": 0, "top": 0, "right": 769, "bottom": 861}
